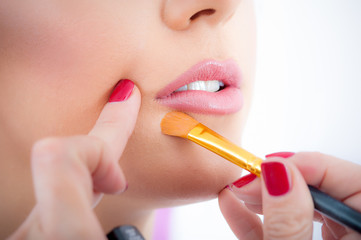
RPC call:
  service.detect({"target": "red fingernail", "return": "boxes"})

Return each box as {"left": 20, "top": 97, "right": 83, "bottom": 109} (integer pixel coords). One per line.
{"left": 109, "top": 79, "right": 134, "bottom": 102}
{"left": 232, "top": 174, "right": 257, "bottom": 188}
{"left": 261, "top": 162, "right": 290, "bottom": 196}
{"left": 115, "top": 183, "right": 128, "bottom": 195}
{"left": 265, "top": 152, "right": 295, "bottom": 159}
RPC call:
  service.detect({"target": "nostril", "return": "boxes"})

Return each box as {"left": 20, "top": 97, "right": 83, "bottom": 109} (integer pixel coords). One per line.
{"left": 190, "top": 9, "right": 216, "bottom": 21}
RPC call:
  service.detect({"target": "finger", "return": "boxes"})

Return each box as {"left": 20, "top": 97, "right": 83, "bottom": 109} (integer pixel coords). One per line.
{"left": 244, "top": 203, "right": 263, "bottom": 214}
{"left": 31, "top": 137, "right": 107, "bottom": 239}
{"left": 228, "top": 154, "right": 295, "bottom": 214}
{"left": 229, "top": 174, "right": 262, "bottom": 211}
{"left": 322, "top": 223, "right": 337, "bottom": 240}
{"left": 261, "top": 159, "right": 314, "bottom": 240}
{"left": 32, "top": 80, "right": 140, "bottom": 204}
{"left": 289, "top": 152, "right": 361, "bottom": 212}
{"left": 28, "top": 80, "right": 140, "bottom": 238}
{"left": 322, "top": 215, "right": 347, "bottom": 239}
{"left": 218, "top": 188, "right": 263, "bottom": 239}
{"left": 89, "top": 79, "right": 140, "bottom": 156}
{"left": 89, "top": 80, "right": 141, "bottom": 193}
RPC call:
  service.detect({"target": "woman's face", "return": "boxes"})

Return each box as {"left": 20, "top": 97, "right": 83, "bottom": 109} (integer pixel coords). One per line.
{"left": 0, "top": 0, "right": 256, "bottom": 208}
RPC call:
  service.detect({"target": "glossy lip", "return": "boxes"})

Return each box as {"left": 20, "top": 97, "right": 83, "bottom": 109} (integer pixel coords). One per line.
{"left": 156, "top": 59, "right": 243, "bottom": 114}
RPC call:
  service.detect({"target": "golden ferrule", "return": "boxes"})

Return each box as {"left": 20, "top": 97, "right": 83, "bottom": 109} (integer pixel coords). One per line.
{"left": 187, "top": 123, "right": 262, "bottom": 177}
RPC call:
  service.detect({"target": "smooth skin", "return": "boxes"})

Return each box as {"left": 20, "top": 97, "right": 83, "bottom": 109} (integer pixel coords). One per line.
{"left": 219, "top": 152, "right": 361, "bottom": 239}
{"left": 8, "top": 85, "right": 141, "bottom": 240}
{"left": 1, "top": 0, "right": 360, "bottom": 239}
{"left": 0, "top": 0, "right": 254, "bottom": 237}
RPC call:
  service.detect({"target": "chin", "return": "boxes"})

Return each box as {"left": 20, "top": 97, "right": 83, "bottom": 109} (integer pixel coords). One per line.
{"left": 117, "top": 107, "right": 244, "bottom": 208}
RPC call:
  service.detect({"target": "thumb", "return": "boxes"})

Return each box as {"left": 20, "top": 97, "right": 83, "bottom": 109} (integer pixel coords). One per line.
{"left": 261, "top": 159, "right": 314, "bottom": 240}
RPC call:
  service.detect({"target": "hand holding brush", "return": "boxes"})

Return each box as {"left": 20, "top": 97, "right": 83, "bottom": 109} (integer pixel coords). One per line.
{"left": 161, "top": 111, "right": 361, "bottom": 238}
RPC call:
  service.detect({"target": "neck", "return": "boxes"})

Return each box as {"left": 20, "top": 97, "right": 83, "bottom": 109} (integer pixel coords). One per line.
{"left": 95, "top": 195, "right": 156, "bottom": 240}
{"left": 0, "top": 134, "right": 36, "bottom": 239}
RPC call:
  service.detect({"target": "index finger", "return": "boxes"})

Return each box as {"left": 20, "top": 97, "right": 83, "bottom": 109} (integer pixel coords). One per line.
{"left": 89, "top": 80, "right": 141, "bottom": 157}
{"left": 88, "top": 80, "right": 141, "bottom": 192}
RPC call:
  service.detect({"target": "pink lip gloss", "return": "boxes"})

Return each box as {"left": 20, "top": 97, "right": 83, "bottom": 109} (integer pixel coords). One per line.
{"left": 156, "top": 59, "right": 243, "bottom": 115}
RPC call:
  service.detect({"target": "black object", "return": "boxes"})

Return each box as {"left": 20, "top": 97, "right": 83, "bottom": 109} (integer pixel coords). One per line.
{"left": 308, "top": 185, "right": 361, "bottom": 233}
{"left": 105, "top": 186, "right": 361, "bottom": 238}
{"left": 107, "top": 225, "right": 146, "bottom": 240}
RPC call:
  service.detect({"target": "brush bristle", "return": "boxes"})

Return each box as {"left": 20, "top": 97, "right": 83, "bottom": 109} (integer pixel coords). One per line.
{"left": 161, "top": 111, "right": 199, "bottom": 138}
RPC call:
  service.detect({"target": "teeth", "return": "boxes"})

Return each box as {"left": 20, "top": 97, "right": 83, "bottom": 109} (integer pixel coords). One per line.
{"left": 188, "top": 81, "right": 206, "bottom": 91}
{"left": 174, "top": 85, "right": 188, "bottom": 92}
{"left": 174, "top": 80, "right": 224, "bottom": 93}
{"left": 205, "top": 80, "right": 222, "bottom": 92}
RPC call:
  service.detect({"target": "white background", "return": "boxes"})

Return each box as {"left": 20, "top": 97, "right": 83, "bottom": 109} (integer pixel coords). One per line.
{"left": 169, "top": 0, "right": 361, "bottom": 239}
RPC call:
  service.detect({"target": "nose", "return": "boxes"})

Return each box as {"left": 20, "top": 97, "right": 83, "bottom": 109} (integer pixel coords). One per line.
{"left": 162, "top": 0, "right": 241, "bottom": 30}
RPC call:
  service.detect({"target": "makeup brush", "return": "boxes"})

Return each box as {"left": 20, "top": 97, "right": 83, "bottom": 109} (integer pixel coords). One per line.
{"left": 160, "top": 111, "right": 361, "bottom": 234}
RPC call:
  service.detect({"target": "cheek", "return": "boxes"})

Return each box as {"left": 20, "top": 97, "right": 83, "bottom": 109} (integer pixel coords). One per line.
{"left": 225, "top": 0, "right": 257, "bottom": 130}
{"left": 118, "top": 100, "right": 243, "bottom": 207}
{"left": 116, "top": 2, "right": 256, "bottom": 205}
{"left": 0, "top": 2, "right": 146, "bottom": 146}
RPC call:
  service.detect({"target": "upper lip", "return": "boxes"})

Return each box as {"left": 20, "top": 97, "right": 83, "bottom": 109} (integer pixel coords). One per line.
{"left": 156, "top": 59, "right": 241, "bottom": 98}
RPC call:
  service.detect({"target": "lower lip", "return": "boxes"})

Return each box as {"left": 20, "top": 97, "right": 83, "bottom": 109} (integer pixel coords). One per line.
{"left": 156, "top": 87, "right": 243, "bottom": 115}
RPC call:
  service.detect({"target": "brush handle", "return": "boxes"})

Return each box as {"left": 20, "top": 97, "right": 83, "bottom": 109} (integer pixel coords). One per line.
{"left": 184, "top": 123, "right": 361, "bottom": 233}
{"left": 308, "top": 185, "right": 361, "bottom": 233}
